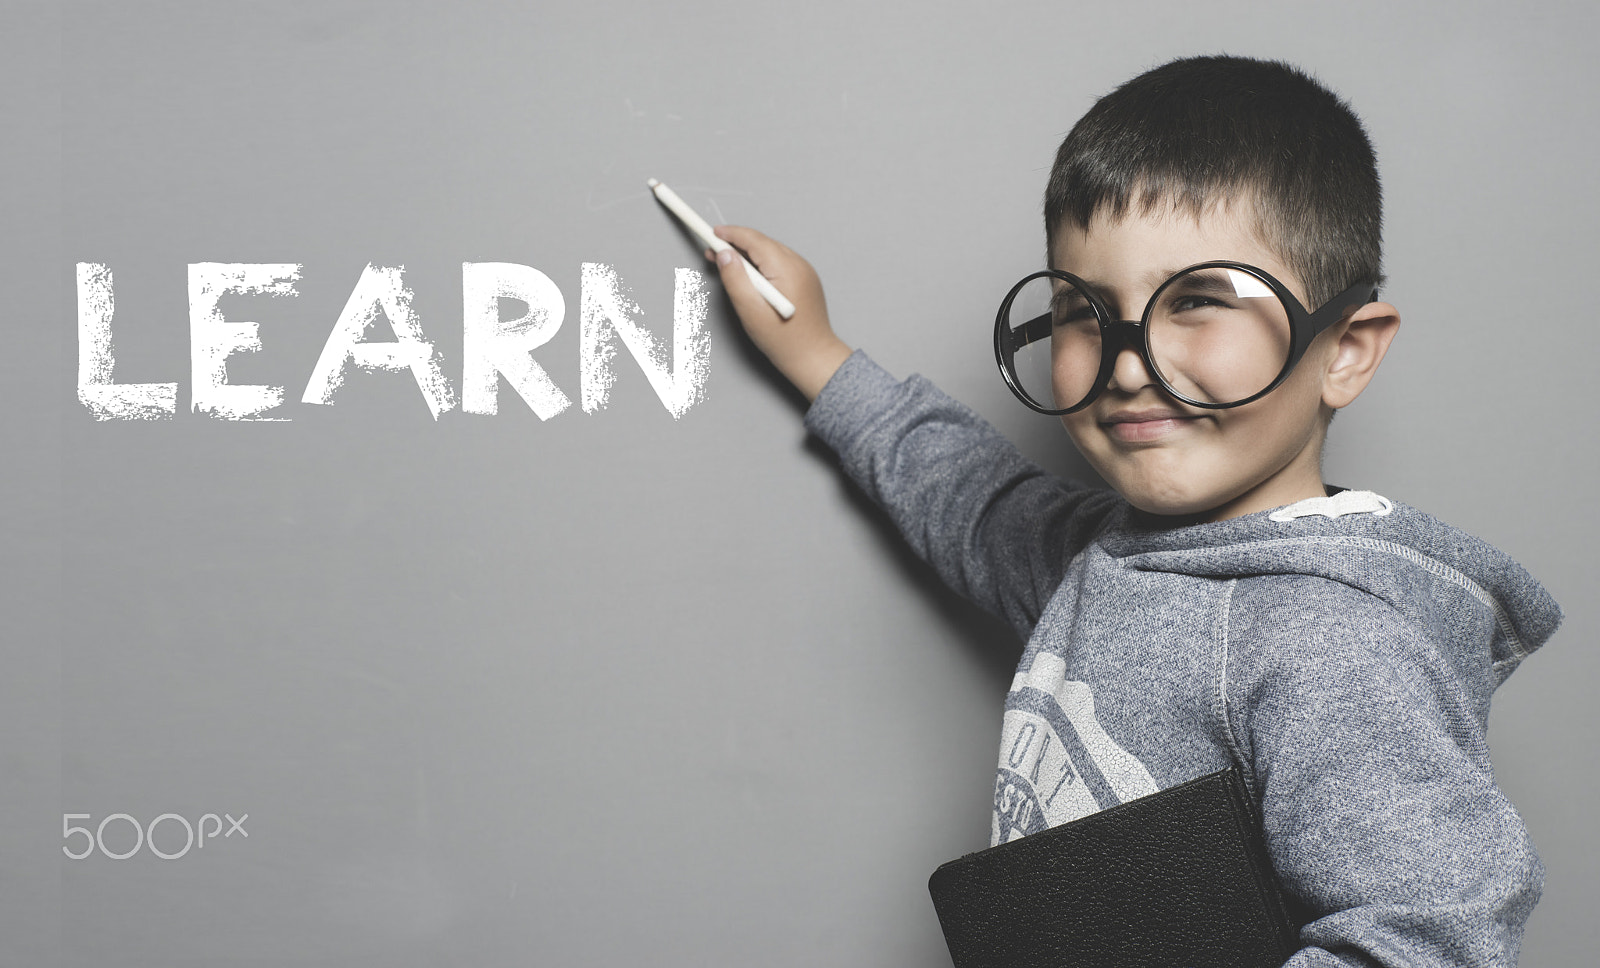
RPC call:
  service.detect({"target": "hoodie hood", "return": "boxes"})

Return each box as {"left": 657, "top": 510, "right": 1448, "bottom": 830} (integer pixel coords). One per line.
{"left": 1096, "top": 489, "right": 1563, "bottom": 693}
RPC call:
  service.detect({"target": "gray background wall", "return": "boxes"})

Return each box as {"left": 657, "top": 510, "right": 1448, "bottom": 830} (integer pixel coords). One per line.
{"left": 5, "top": 1, "right": 1596, "bottom": 965}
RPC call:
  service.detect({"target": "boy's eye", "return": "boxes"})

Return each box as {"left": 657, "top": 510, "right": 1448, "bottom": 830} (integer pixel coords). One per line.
{"left": 1052, "top": 305, "right": 1097, "bottom": 328}
{"left": 1167, "top": 294, "right": 1229, "bottom": 313}
{"left": 1050, "top": 291, "right": 1097, "bottom": 328}
{"left": 1158, "top": 270, "right": 1246, "bottom": 317}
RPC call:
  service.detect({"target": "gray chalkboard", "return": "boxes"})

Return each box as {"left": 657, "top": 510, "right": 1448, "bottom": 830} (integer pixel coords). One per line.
{"left": 7, "top": 1, "right": 1598, "bottom": 965}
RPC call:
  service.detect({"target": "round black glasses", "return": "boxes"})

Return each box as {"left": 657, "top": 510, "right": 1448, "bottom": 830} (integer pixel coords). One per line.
{"left": 994, "top": 262, "right": 1377, "bottom": 415}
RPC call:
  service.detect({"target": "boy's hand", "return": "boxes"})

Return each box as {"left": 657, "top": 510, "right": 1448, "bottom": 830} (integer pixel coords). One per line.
{"left": 707, "top": 225, "right": 853, "bottom": 402}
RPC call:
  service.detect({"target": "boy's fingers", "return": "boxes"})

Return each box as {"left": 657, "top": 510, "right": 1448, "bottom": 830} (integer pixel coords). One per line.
{"left": 713, "top": 225, "right": 786, "bottom": 278}
{"left": 711, "top": 244, "right": 774, "bottom": 323}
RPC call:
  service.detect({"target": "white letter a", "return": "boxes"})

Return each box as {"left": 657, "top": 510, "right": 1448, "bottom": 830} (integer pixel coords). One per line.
{"left": 302, "top": 263, "right": 456, "bottom": 419}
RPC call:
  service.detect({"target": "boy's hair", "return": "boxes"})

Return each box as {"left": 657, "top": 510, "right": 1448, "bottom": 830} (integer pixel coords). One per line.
{"left": 1045, "top": 55, "right": 1384, "bottom": 307}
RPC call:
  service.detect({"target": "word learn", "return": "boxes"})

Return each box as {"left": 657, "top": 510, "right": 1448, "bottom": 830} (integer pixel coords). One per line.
{"left": 75, "top": 262, "right": 712, "bottom": 421}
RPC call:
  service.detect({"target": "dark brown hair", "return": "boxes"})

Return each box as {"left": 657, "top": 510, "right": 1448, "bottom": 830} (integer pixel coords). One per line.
{"left": 1044, "top": 55, "right": 1383, "bottom": 306}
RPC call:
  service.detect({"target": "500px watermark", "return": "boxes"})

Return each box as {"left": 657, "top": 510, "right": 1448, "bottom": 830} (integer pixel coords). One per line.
{"left": 62, "top": 812, "right": 248, "bottom": 860}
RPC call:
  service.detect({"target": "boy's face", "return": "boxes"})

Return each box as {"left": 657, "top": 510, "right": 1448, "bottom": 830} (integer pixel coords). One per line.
{"left": 1049, "top": 200, "right": 1343, "bottom": 522}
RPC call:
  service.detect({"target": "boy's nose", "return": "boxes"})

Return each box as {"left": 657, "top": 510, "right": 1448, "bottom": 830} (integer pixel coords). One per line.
{"left": 1106, "top": 339, "right": 1158, "bottom": 395}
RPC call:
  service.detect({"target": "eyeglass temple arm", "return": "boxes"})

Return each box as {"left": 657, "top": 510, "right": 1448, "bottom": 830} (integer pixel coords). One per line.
{"left": 1307, "top": 281, "right": 1380, "bottom": 337}
{"left": 1009, "top": 312, "right": 1053, "bottom": 351}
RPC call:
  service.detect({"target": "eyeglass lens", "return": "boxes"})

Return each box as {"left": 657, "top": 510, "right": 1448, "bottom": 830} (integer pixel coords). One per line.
{"left": 1001, "top": 267, "right": 1294, "bottom": 411}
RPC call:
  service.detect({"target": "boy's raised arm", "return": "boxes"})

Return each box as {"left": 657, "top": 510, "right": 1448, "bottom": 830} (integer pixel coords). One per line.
{"left": 704, "top": 225, "right": 1116, "bottom": 635}
{"left": 705, "top": 225, "right": 853, "bottom": 402}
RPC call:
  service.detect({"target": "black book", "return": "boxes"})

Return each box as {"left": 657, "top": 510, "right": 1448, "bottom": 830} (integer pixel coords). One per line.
{"left": 928, "top": 767, "right": 1300, "bottom": 968}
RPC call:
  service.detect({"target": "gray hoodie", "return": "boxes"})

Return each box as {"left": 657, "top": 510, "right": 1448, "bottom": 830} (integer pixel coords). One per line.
{"left": 804, "top": 352, "right": 1563, "bottom": 968}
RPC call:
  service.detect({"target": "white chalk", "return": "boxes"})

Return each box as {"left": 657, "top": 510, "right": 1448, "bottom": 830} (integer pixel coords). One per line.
{"left": 647, "top": 178, "right": 796, "bottom": 320}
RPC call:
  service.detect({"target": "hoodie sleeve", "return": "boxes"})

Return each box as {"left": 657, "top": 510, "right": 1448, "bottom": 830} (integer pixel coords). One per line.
{"left": 802, "top": 351, "right": 1117, "bottom": 635}
{"left": 1225, "top": 578, "right": 1541, "bottom": 968}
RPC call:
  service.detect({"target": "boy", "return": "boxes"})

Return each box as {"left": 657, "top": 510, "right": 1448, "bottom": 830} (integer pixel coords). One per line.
{"left": 706, "top": 56, "right": 1561, "bottom": 966}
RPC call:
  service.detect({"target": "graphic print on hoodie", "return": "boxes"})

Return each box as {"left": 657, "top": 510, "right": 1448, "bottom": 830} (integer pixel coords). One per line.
{"left": 994, "top": 651, "right": 1159, "bottom": 841}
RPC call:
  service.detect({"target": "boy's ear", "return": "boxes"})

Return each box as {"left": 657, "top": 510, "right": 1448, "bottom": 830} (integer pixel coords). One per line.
{"left": 1321, "top": 301, "right": 1401, "bottom": 410}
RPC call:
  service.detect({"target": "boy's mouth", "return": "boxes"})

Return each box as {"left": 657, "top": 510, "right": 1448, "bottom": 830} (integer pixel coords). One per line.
{"left": 1100, "top": 407, "right": 1202, "bottom": 442}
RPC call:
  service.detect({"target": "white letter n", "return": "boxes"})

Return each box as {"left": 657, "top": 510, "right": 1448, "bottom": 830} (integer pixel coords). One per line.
{"left": 579, "top": 263, "right": 709, "bottom": 419}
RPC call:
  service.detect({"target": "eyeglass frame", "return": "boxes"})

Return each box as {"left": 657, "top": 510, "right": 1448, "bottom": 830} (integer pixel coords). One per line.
{"left": 993, "top": 261, "right": 1379, "bottom": 415}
